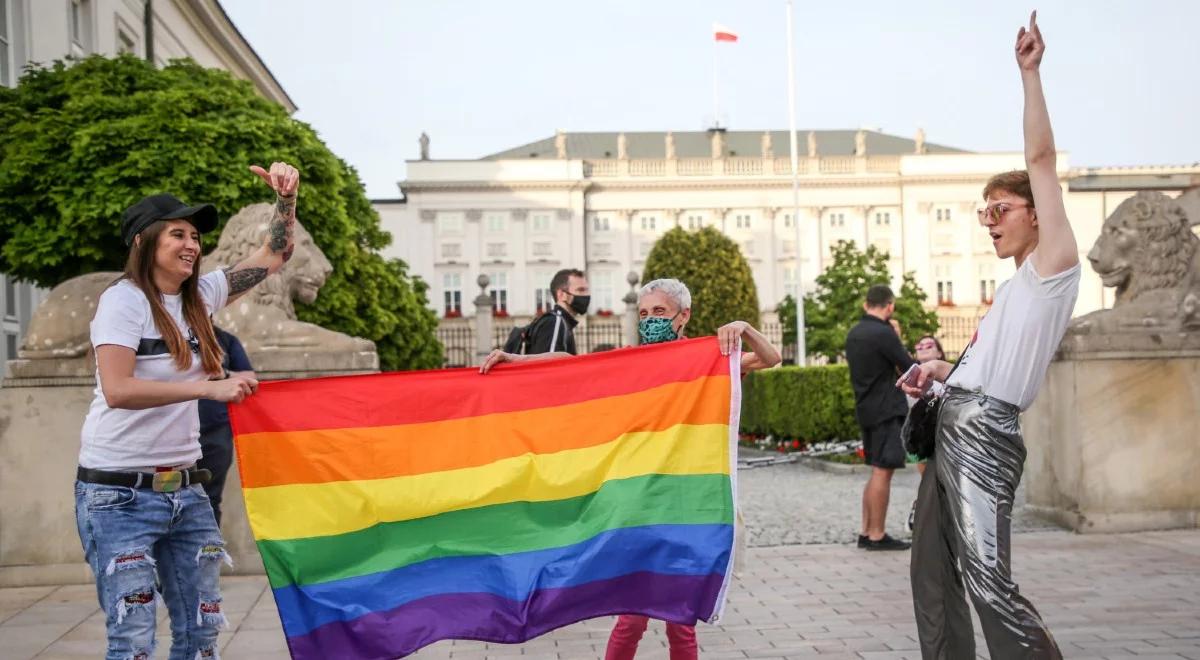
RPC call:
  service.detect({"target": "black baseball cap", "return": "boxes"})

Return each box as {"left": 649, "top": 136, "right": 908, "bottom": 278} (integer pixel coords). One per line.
{"left": 121, "top": 193, "right": 219, "bottom": 246}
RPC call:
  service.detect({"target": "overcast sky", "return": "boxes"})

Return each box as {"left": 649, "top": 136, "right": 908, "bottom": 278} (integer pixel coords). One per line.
{"left": 223, "top": 0, "right": 1200, "bottom": 199}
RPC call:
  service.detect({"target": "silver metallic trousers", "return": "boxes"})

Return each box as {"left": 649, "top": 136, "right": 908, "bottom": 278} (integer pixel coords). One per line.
{"left": 910, "top": 388, "right": 1062, "bottom": 659}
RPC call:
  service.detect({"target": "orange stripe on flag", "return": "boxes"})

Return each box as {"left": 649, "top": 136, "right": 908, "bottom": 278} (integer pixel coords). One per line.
{"left": 237, "top": 375, "right": 731, "bottom": 488}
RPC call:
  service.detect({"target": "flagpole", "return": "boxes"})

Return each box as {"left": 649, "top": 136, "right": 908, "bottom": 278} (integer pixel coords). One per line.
{"left": 785, "top": 0, "right": 807, "bottom": 365}
{"left": 712, "top": 35, "right": 720, "bottom": 127}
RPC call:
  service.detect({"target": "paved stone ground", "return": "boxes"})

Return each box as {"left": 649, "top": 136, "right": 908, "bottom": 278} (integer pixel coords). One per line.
{"left": 737, "top": 450, "right": 1059, "bottom": 547}
{"left": 4, "top": 459, "right": 1198, "bottom": 659}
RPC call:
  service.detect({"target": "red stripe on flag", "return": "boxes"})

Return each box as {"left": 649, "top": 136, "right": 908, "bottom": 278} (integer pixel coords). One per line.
{"left": 228, "top": 337, "right": 730, "bottom": 435}
{"left": 714, "top": 32, "right": 737, "bottom": 42}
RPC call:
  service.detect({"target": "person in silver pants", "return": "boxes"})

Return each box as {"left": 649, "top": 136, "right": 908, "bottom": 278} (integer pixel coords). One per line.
{"left": 910, "top": 389, "right": 1061, "bottom": 659}
{"left": 902, "top": 12, "right": 1081, "bottom": 659}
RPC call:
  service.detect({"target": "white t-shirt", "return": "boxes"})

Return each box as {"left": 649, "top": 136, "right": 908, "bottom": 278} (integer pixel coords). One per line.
{"left": 948, "top": 258, "right": 1080, "bottom": 411}
{"left": 79, "top": 270, "right": 229, "bottom": 470}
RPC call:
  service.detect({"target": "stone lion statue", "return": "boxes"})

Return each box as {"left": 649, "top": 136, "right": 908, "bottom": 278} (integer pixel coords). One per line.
{"left": 9, "top": 203, "right": 376, "bottom": 379}
{"left": 1066, "top": 191, "right": 1200, "bottom": 350}
{"left": 202, "top": 203, "right": 376, "bottom": 372}
{"left": 16, "top": 273, "right": 114, "bottom": 369}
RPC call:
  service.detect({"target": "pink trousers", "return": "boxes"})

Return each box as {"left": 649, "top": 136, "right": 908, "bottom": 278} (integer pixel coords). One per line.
{"left": 604, "top": 615, "right": 698, "bottom": 660}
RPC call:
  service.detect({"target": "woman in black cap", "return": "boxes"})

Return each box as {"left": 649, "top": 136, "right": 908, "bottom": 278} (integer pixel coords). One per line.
{"left": 75, "top": 162, "right": 298, "bottom": 660}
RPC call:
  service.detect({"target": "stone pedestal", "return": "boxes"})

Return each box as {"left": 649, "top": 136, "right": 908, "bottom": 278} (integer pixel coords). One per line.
{"left": 0, "top": 381, "right": 97, "bottom": 586}
{"left": 233, "top": 351, "right": 377, "bottom": 382}
{"left": 0, "top": 366, "right": 373, "bottom": 587}
{"left": 1022, "top": 350, "right": 1200, "bottom": 533}
{"left": 3, "top": 345, "right": 373, "bottom": 585}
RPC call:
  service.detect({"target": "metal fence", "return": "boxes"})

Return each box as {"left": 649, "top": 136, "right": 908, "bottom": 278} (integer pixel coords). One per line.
{"left": 759, "top": 321, "right": 796, "bottom": 365}
{"left": 935, "top": 314, "right": 984, "bottom": 360}
{"left": 437, "top": 314, "right": 981, "bottom": 368}
{"left": 436, "top": 317, "right": 627, "bottom": 367}
{"left": 579, "top": 319, "right": 625, "bottom": 353}
{"left": 435, "top": 324, "right": 475, "bottom": 368}
{"left": 751, "top": 314, "right": 982, "bottom": 365}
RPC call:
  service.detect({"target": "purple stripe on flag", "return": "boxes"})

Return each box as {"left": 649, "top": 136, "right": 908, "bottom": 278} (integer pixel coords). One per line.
{"left": 286, "top": 570, "right": 725, "bottom": 660}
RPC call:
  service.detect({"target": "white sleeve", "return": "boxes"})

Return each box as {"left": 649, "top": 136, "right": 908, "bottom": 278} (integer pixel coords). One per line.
{"left": 90, "top": 286, "right": 145, "bottom": 351}
{"left": 1022, "top": 260, "right": 1081, "bottom": 299}
{"left": 199, "top": 269, "right": 230, "bottom": 315}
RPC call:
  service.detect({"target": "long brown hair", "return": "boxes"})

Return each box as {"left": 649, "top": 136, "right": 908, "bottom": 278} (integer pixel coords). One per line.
{"left": 120, "top": 221, "right": 223, "bottom": 375}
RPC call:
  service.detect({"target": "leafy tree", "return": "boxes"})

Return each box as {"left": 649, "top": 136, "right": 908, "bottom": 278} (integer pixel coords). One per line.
{"left": 0, "top": 55, "right": 441, "bottom": 370}
{"left": 776, "top": 241, "right": 938, "bottom": 361}
{"left": 641, "top": 226, "right": 759, "bottom": 337}
{"left": 893, "top": 272, "right": 940, "bottom": 352}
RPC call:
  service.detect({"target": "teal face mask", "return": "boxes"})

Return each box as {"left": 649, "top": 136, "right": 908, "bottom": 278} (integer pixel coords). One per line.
{"left": 639, "top": 314, "right": 680, "bottom": 344}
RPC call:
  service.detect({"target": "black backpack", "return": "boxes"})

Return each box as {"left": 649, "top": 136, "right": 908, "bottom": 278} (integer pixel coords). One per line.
{"left": 502, "top": 313, "right": 553, "bottom": 355}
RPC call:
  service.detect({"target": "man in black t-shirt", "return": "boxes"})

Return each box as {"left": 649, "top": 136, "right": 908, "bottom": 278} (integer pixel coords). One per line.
{"left": 845, "top": 285, "right": 916, "bottom": 551}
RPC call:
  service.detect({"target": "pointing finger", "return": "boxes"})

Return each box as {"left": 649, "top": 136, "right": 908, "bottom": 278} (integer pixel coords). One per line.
{"left": 249, "top": 165, "right": 271, "bottom": 184}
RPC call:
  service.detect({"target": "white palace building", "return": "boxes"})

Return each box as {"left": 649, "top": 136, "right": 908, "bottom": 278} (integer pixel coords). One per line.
{"left": 376, "top": 128, "right": 1200, "bottom": 357}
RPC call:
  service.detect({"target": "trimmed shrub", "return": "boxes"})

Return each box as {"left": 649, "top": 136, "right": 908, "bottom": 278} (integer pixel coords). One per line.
{"left": 642, "top": 226, "right": 759, "bottom": 336}
{"left": 740, "top": 365, "right": 859, "bottom": 443}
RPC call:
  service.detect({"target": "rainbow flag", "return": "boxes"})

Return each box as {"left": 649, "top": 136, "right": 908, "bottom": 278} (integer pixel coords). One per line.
{"left": 230, "top": 337, "right": 740, "bottom": 659}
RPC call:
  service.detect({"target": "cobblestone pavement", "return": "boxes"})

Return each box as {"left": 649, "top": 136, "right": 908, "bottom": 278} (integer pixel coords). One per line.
{"left": 736, "top": 448, "right": 1061, "bottom": 547}
{"left": 4, "top": 454, "right": 1197, "bottom": 660}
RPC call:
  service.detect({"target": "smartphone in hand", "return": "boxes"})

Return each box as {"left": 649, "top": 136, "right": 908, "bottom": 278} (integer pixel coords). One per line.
{"left": 898, "top": 363, "right": 922, "bottom": 390}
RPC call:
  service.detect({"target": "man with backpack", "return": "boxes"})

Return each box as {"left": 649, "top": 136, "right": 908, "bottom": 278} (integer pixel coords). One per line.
{"left": 505, "top": 269, "right": 590, "bottom": 355}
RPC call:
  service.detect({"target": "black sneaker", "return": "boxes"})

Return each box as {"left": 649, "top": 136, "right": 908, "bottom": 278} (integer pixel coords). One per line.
{"left": 862, "top": 534, "right": 911, "bottom": 551}
{"left": 856, "top": 534, "right": 869, "bottom": 548}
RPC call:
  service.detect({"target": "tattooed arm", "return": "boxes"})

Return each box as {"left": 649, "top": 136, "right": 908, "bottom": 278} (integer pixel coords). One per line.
{"left": 223, "top": 162, "right": 301, "bottom": 303}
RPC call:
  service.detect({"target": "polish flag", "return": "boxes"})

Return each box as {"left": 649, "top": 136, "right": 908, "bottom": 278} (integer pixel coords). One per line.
{"left": 713, "top": 23, "right": 738, "bottom": 42}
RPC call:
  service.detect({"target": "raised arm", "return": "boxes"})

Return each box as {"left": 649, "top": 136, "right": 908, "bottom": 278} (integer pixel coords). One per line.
{"left": 1018, "top": 11, "right": 1078, "bottom": 276}
{"left": 717, "top": 321, "right": 782, "bottom": 373}
{"left": 224, "top": 162, "right": 300, "bottom": 303}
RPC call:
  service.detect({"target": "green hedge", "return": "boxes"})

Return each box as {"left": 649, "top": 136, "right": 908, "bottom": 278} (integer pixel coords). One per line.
{"left": 740, "top": 365, "right": 859, "bottom": 443}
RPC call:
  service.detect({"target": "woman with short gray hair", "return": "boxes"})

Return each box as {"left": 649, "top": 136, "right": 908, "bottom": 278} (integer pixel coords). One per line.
{"left": 479, "top": 277, "right": 779, "bottom": 657}
{"left": 633, "top": 278, "right": 779, "bottom": 371}
{"left": 606, "top": 277, "right": 778, "bottom": 660}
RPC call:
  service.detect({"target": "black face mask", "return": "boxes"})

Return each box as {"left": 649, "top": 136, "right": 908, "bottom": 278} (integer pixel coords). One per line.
{"left": 567, "top": 294, "right": 591, "bottom": 316}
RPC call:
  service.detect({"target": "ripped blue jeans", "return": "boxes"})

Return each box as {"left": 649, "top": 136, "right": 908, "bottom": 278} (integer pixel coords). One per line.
{"left": 75, "top": 480, "right": 231, "bottom": 660}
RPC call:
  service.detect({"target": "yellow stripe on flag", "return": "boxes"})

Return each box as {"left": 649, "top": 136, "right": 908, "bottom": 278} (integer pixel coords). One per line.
{"left": 243, "top": 423, "right": 730, "bottom": 541}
